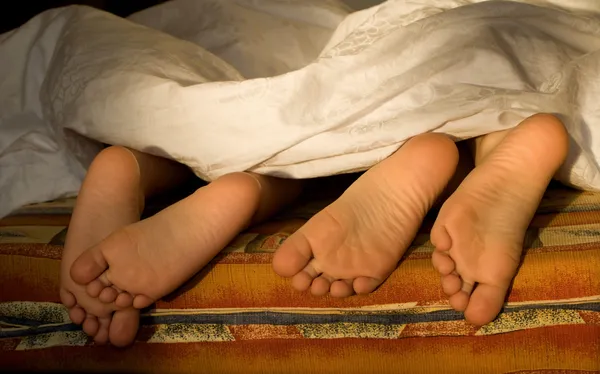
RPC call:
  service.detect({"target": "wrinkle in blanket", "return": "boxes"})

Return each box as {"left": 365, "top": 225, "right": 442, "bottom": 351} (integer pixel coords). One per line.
{"left": 1, "top": 0, "right": 600, "bottom": 217}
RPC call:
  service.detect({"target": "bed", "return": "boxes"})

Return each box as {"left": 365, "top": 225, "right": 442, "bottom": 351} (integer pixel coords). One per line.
{"left": 1, "top": 178, "right": 599, "bottom": 373}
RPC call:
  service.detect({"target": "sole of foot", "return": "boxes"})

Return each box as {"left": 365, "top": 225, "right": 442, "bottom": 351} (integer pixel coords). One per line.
{"left": 69, "top": 171, "right": 302, "bottom": 318}
{"left": 273, "top": 133, "right": 459, "bottom": 297}
{"left": 60, "top": 146, "right": 146, "bottom": 346}
{"left": 431, "top": 113, "right": 569, "bottom": 326}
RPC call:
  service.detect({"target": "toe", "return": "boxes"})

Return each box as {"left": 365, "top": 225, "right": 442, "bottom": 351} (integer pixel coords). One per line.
{"left": 441, "top": 273, "right": 462, "bottom": 295}
{"left": 291, "top": 260, "right": 321, "bottom": 292}
{"left": 82, "top": 315, "right": 99, "bottom": 336}
{"left": 449, "top": 291, "right": 470, "bottom": 312}
{"left": 291, "top": 272, "right": 315, "bottom": 291}
{"left": 99, "top": 287, "right": 119, "bottom": 303}
{"left": 310, "top": 275, "right": 333, "bottom": 296}
{"left": 86, "top": 280, "right": 105, "bottom": 298}
{"left": 109, "top": 308, "right": 140, "bottom": 347}
{"left": 272, "top": 230, "right": 313, "bottom": 278}
{"left": 70, "top": 245, "right": 109, "bottom": 285}
{"left": 464, "top": 282, "right": 509, "bottom": 326}
{"left": 60, "top": 289, "right": 76, "bottom": 308}
{"left": 93, "top": 317, "right": 111, "bottom": 345}
{"left": 115, "top": 292, "right": 134, "bottom": 308}
{"left": 353, "top": 276, "right": 382, "bottom": 295}
{"left": 68, "top": 306, "right": 86, "bottom": 325}
{"left": 430, "top": 224, "right": 452, "bottom": 252}
{"left": 449, "top": 280, "right": 474, "bottom": 312}
{"left": 330, "top": 279, "right": 354, "bottom": 298}
{"left": 132, "top": 294, "right": 155, "bottom": 309}
{"left": 432, "top": 251, "right": 455, "bottom": 275}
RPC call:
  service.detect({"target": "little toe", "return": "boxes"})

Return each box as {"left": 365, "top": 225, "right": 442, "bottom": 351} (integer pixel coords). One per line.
{"left": 60, "top": 289, "right": 76, "bottom": 308}
{"left": 272, "top": 230, "right": 313, "bottom": 278}
{"left": 99, "top": 287, "right": 119, "bottom": 303}
{"left": 68, "top": 306, "right": 86, "bottom": 325}
{"left": 70, "top": 245, "right": 109, "bottom": 285}
{"left": 132, "top": 294, "right": 155, "bottom": 309}
{"left": 82, "top": 315, "right": 99, "bottom": 336}
{"left": 432, "top": 251, "right": 455, "bottom": 275}
{"left": 464, "top": 283, "right": 509, "bottom": 326}
{"left": 115, "top": 292, "right": 134, "bottom": 308}
{"left": 93, "top": 317, "right": 111, "bottom": 345}
{"left": 291, "top": 260, "right": 320, "bottom": 292}
{"left": 330, "top": 279, "right": 354, "bottom": 298}
{"left": 353, "top": 276, "right": 382, "bottom": 295}
{"left": 109, "top": 308, "right": 140, "bottom": 347}
{"left": 310, "top": 275, "right": 333, "bottom": 296}
{"left": 441, "top": 273, "right": 462, "bottom": 295}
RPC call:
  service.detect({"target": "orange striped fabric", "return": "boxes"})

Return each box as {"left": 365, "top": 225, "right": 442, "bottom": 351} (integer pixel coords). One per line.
{"left": 1, "top": 184, "right": 599, "bottom": 373}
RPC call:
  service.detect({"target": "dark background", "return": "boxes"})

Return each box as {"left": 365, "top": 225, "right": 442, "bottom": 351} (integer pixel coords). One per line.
{"left": 0, "top": 0, "right": 167, "bottom": 33}
{"left": 0, "top": 1, "right": 377, "bottom": 34}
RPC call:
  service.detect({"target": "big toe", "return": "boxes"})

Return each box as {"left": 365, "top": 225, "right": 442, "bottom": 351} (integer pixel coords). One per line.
{"left": 70, "top": 246, "right": 108, "bottom": 285}
{"left": 464, "top": 283, "right": 509, "bottom": 326}
{"left": 109, "top": 308, "right": 140, "bottom": 347}
{"left": 272, "top": 230, "right": 313, "bottom": 278}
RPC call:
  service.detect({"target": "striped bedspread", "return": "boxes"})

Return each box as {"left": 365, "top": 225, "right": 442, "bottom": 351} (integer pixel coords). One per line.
{"left": 1, "top": 180, "right": 599, "bottom": 373}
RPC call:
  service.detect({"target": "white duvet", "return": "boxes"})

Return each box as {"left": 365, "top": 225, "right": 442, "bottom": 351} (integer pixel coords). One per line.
{"left": 1, "top": 0, "right": 599, "bottom": 217}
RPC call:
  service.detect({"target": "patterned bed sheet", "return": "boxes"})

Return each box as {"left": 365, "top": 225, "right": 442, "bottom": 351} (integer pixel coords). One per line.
{"left": 1, "top": 182, "right": 599, "bottom": 373}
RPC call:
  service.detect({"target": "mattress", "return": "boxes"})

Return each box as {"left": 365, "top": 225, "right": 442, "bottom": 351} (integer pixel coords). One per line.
{"left": 1, "top": 178, "right": 599, "bottom": 373}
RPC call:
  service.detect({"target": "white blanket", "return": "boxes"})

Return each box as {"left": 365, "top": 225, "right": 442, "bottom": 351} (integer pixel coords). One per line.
{"left": 1, "top": 0, "right": 600, "bottom": 217}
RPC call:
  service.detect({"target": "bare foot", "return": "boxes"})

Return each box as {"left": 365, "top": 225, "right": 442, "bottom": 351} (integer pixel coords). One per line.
{"left": 431, "top": 113, "right": 569, "bottom": 326}
{"left": 60, "top": 146, "right": 150, "bottom": 346}
{"left": 272, "top": 133, "right": 458, "bottom": 297}
{"left": 70, "top": 171, "right": 302, "bottom": 310}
